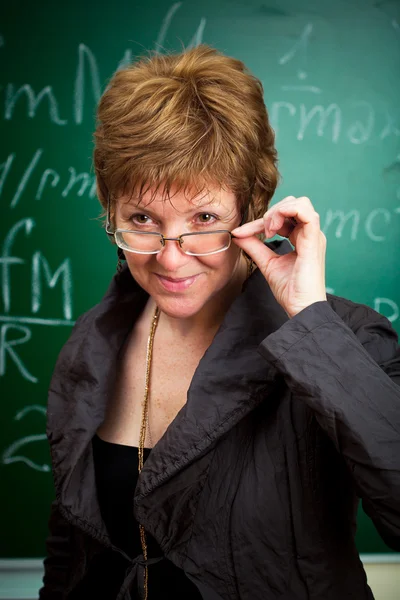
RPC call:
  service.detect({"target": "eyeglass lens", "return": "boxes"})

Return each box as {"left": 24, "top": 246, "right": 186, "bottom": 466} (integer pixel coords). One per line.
{"left": 115, "top": 231, "right": 231, "bottom": 255}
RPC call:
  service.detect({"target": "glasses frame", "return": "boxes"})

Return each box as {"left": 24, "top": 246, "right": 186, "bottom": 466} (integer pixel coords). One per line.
{"left": 105, "top": 196, "right": 247, "bottom": 256}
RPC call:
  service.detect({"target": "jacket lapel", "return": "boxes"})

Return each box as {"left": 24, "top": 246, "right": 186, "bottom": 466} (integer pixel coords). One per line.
{"left": 48, "top": 270, "right": 147, "bottom": 536}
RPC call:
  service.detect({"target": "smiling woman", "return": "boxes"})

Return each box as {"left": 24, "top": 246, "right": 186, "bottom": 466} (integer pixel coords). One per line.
{"left": 39, "top": 44, "right": 400, "bottom": 600}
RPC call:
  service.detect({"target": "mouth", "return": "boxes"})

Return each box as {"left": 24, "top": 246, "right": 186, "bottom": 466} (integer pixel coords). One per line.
{"left": 155, "top": 273, "right": 200, "bottom": 292}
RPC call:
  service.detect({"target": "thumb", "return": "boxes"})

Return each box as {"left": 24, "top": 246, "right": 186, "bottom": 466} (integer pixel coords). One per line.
{"left": 232, "top": 236, "right": 277, "bottom": 272}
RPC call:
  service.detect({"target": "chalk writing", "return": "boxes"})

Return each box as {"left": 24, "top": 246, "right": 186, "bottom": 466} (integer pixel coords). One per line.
{"left": 0, "top": 217, "right": 74, "bottom": 382}
{"left": 271, "top": 100, "right": 399, "bottom": 144}
{"left": 380, "top": 109, "right": 400, "bottom": 140}
{"left": 365, "top": 209, "right": 391, "bottom": 242}
{"left": 5, "top": 85, "right": 67, "bottom": 125}
{"left": 32, "top": 253, "right": 73, "bottom": 320}
{"left": 61, "top": 167, "right": 97, "bottom": 198}
{"left": 281, "top": 85, "right": 322, "bottom": 94}
{"left": 36, "top": 168, "right": 60, "bottom": 200}
{"left": 74, "top": 43, "right": 102, "bottom": 125}
{"left": 279, "top": 23, "right": 313, "bottom": 80}
{"left": 10, "top": 149, "right": 43, "bottom": 208}
{"left": 0, "top": 150, "right": 97, "bottom": 208}
{"left": 155, "top": 2, "right": 206, "bottom": 53}
{"left": 0, "top": 315, "right": 75, "bottom": 326}
{"left": 322, "top": 207, "right": 400, "bottom": 242}
{"left": 0, "top": 324, "right": 37, "bottom": 383}
{"left": 187, "top": 17, "right": 207, "bottom": 49}
{"left": 1, "top": 218, "right": 35, "bottom": 313}
{"left": 298, "top": 104, "right": 341, "bottom": 142}
{"left": 155, "top": 2, "right": 183, "bottom": 52}
{"left": 1, "top": 4, "right": 208, "bottom": 127}
{"left": 323, "top": 210, "right": 359, "bottom": 241}
{"left": 279, "top": 23, "right": 322, "bottom": 94}
{"left": 271, "top": 101, "right": 342, "bottom": 142}
{"left": 347, "top": 102, "right": 375, "bottom": 145}
{"left": 375, "top": 298, "right": 399, "bottom": 323}
{"left": 116, "top": 48, "right": 134, "bottom": 71}
{"left": 0, "top": 153, "right": 14, "bottom": 198}
{"left": 2, "top": 405, "right": 49, "bottom": 472}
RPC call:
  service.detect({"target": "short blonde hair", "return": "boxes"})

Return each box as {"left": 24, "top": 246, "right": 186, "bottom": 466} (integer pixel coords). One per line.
{"left": 94, "top": 44, "right": 279, "bottom": 221}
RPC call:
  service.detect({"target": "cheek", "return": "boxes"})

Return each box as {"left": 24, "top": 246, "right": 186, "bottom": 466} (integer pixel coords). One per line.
{"left": 199, "top": 245, "right": 241, "bottom": 274}
{"left": 124, "top": 246, "right": 241, "bottom": 283}
{"left": 124, "top": 254, "right": 152, "bottom": 276}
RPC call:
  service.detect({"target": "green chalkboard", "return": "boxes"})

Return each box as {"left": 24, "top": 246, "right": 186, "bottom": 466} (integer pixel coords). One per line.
{"left": 1, "top": 0, "right": 399, "bottom": 559}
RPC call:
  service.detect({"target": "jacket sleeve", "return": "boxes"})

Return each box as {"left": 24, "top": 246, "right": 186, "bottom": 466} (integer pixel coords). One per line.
{"left": 258, "top": 299, "right": 400, "bottom": 551}
{"left": 38, "top": 500, "right": 73, "bottom": 599}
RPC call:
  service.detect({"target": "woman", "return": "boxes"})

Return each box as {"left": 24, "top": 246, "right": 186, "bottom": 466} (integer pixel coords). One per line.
{"left": 40, "top": 45, "right": 400, "bottom": 600}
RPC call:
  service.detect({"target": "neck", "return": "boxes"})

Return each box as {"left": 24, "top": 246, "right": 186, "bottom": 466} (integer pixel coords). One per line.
{"left": 146, "top": 254, "right": 249, "bottom": 341}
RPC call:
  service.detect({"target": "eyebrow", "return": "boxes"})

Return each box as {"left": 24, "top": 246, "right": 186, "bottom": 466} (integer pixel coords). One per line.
{"left": 123, "top": 201, "right": 227, "bottom": 216}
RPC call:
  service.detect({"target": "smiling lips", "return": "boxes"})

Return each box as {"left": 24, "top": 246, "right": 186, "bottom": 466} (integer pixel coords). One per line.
{"left": 155, "top": 273, "right": 200, "bottom": 292}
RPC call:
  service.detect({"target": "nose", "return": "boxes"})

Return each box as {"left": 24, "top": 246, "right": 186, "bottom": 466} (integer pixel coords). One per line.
{"left": 155, "top": 237, "right": 193, "bottom": 272}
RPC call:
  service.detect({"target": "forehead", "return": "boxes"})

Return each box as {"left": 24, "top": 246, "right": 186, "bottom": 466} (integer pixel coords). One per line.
{"left": 119, "top": 182, "right": 238, "bottom": 213}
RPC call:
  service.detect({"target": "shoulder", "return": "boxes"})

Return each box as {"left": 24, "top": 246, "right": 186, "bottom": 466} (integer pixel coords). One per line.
{"left": 51, "top": 266, "right": 144, "bottom": 377}
{"left": 49, "top": 303, "right": 103, "bottom": 383}
{"left": 326, "top": 293, "right": 399, "bottom": 365}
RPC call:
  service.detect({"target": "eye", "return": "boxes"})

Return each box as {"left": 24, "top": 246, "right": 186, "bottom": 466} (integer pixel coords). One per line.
{"left": 130, "top": 213, "right": 152, "bottom": 226}
{"left": 197, "top": 213, "right": 217, "bottom": 224}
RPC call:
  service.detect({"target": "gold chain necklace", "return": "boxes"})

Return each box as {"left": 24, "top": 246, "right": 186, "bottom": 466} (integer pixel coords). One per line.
{"left": 138, "top": 304, "right": 159, "bottom": 600}
{"left": 137, "top": 255, "right": 253, "bottom": 599}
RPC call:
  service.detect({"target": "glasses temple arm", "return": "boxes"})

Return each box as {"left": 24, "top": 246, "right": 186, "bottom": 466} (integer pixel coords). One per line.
{"left": 105, "top": 195, "right": 114, "bottom": 236}
{"left": 239, "top": 205, "right": 249, "bottom": 227}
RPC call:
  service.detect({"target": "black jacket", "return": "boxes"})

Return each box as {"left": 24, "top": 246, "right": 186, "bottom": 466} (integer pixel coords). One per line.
{"left": 40, "top": 239, "right": 400, "bottom": 600}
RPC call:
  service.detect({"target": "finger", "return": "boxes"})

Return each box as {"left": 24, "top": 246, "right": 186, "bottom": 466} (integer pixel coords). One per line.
{"left": 261, "top": 195, "right": 298, "bottom": 236}
{"left": 232, "top": 215, "right": 298, "bottom": 241}
{"left": 232, "top": 235, "right": 278, "bottom": 273}
{"left": 265, "top": 198, "right": 319, "bottom": 245}
{"left": 266, "top": 216, "right": 298, "bottom": 240}
{"left": 233, "top": 196, "right": 301, "bottom": 239}
{"left": 231, "top": 218, "right": 265, "bottom": 238}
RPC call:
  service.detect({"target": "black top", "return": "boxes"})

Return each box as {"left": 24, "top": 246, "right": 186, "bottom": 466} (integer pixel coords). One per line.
{"left": 92, "top": 434, "right": 202, "bottom": 599}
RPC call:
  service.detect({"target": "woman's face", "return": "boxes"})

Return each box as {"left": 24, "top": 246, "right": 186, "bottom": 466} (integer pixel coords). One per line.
{"left": 114, "top": 184, "right": 244, "bottom": 319}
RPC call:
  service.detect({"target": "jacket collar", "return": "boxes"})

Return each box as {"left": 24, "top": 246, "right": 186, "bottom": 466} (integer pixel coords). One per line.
{"left": 48, "top": 240, "right": 292, "bottom": 531}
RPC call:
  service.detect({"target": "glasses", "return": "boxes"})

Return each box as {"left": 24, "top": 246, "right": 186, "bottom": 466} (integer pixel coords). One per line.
{"left": 105, "top": 197, "right": 241, "bottom": 256}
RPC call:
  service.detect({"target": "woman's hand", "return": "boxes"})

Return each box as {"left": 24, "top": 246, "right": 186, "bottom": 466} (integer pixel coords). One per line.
{"left": 232, "top": 196, "right": 327, "bottom": 318}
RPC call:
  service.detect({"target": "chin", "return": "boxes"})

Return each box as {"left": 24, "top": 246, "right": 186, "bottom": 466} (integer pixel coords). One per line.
{"left": 154, "top": 294, "right": 209, "bottom": 319}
